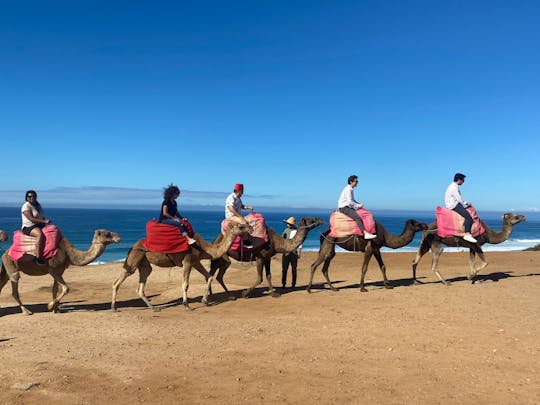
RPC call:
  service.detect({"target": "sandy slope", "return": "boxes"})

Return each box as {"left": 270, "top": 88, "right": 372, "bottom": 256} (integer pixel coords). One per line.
{"left": 1, "top": 250, "right": 539, "bottom": 404}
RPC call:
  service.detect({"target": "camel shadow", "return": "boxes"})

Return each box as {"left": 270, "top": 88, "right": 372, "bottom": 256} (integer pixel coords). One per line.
{"left": 414, "top": 271, "right": 540, "bottom": 286}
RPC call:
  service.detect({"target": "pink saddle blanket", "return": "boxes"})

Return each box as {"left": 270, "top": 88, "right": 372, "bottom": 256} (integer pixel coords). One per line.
{"left": 221, "top": 212, "right": 268, "bottom": 252}
{"left": 8, "top": 225, "right": 63, "bottom": 261}
{"left": 141, "top": 220, "right": 190, "bottom": 254}
{"left": 435, "top": 206, "right": 485, "bottom": 238}
{"left": 328, "top": 208, "right": 376, "bottom": 238}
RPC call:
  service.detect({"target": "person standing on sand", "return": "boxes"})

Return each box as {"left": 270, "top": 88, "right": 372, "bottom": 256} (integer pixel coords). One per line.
{"left": 158, "top": 184, "right": 196, "bottom": 245}
{"left": 281, "top": 216, "right": 301, "bottom": 289}
{"left": 225, "top": 183, "right": 254, "bottom": 248}
{"left": 337, "top": 175, "right": 376, "bottom": 239}
{"left": 445, "top": 173, "right": 477, "bottom": 243}
{"left": 21, "top": 190, "right": 51, "bottom": 265}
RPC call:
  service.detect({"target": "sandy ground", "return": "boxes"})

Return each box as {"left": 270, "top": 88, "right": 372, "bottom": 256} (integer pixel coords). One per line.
{"left": 1, "top": 250, "right": 539, "bottom": 404}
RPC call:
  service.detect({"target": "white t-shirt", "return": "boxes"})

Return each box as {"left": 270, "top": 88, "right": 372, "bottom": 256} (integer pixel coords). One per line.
{"left": 225, "top": 192, "right": 243, "bottom": 219}
{"left": 21, "top": 201, "right": 44, "bottom": 228}
{"left": 444, "top": 182, "right": 467, "bottom": 209}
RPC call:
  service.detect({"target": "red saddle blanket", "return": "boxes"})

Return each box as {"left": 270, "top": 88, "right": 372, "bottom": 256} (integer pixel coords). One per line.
{"left": 9, "top": 225, "right": 63, "bottom": 261}
{"left": 435, "top": 206, "right": 486, "bottom": 238}
{"left": 221, "top": 212, "right": 268, "bottom": 252}
{"left": 328, "top": 208, "right": 376, "bottom": 238}
{"left": 141, "top": 220, "right": 190, "bottom": 253}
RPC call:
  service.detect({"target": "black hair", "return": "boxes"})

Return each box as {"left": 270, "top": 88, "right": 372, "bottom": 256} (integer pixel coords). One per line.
{"left": 454, "top": 173, "right": 466, "bottom": 182}
{"left": 348, "top": 175, "right": 358, "bottom": 184}
{"left": 24, "top": 189, "right": 42, "bottom": 209}
{"left": 163, "top": 184, "right": 180, "bottom": 200}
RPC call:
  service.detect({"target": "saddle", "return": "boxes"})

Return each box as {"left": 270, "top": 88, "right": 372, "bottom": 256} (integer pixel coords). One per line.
{"left": 328, "top": 208, "right": 376, "bottom": 238}
{"left": 8, "top": 225, "right": 63, "bottom": 262}
{"left": 141, "top": 219, "right": 191, "bottom": 254}
{"left": 435, "top": 206, "right": 485, "bottom": 238}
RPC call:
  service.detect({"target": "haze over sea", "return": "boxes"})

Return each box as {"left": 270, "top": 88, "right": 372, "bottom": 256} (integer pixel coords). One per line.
{"left": 1, "top": 207, "right": 538, "bottom": 264}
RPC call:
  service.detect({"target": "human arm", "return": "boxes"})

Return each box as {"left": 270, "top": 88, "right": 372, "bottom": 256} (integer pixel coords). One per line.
{"left": 162, "top": 204, "right": 181, "bottom": 221}
{"left": 22, "top": 209, "right": 50, "bottom": 225}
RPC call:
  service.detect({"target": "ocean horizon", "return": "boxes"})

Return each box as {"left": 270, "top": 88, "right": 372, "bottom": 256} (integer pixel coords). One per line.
{"left": 0, "top": 206, "right": 538, "bottom": 264}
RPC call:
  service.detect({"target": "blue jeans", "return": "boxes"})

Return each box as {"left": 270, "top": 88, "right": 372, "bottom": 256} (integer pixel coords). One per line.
{"left": 159, "top": 219, "right": 188, "bottom": 234}
{"left": 452, "top": 204, "right": 473, "bottom": 233}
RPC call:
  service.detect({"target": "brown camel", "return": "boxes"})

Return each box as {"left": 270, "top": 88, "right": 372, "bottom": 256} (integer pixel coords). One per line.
{"left": 411, "top": 213, "right": 526, "bottom": 284}
{"left": 1, "top": 229, "right": 121, "bottom": 315}
{"left": 111, "top": 222, "right": 251, "bottom": 312}
{"left": 308, "top": 219, "right": 428, "bottom": 293}
{"left": 209, "top": 217, "right": 324, "bottom": 299}
{"left": 0, "top": 230, "right": 7, "bottom": 242}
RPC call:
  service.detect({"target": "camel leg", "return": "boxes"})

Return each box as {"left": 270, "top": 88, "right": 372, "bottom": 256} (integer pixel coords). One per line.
{"left": 430, "top": 241, "right": 449, "bottom": 285}
{"left": 242, "top": 260, "right": 264, "bottom": 298}
{"left": 135, "top": 260, "right": 157, "bottom": 311}
{"left": 0, "top": 266, "right": 9, "bottom": 312}
{"left": 468, "top": 247, "right": 488, "bottom": 281}
{"left": 192, "top": 260, "right": 213, "bottom": 306}
{"left": 46, "top": 271, "right": 69, "bottom": 312}
{"left": 211, "top": 257, "right": 236, "bottom": 301}
{"left": 182, "top": 260, "right": 192, "bottom": 311}
{"left": 372, "top": 247, "right": 393, "bottom": 290}
{"left": 358, "top": 245, "right": 375, "bottom": 292}
{"left": 411, "top": 236, "right": 433, "bottom": 284}
{"left": 10, "top": 280, "right": 33, "bottom": 315}
{"left": 263, "top": 258, "right": 280, "bottom": 298}
{"left": 307, "top": 241, "right": 336, "bottom": 293}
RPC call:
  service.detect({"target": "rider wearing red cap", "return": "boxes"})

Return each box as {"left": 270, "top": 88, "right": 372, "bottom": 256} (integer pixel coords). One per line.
{"left": 225, "top": 183, "right": 253, "bottom": 225}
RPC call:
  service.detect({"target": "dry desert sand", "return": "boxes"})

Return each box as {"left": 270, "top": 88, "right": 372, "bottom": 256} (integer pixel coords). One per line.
{"left": 1, "top": 250, "right": 539, "bottom": 404}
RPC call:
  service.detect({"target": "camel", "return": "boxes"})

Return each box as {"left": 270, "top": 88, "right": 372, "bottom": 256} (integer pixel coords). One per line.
{"left": 1, "top": 229, "right": 121, "bottom": 315}
{"left": 0, "top": 230, "right": 7, "bottom": 242}
{"left": 209, "top": 217, "right": 324, "bottom": 299}
{"left": 111, "top": 221, "right": 251, "bottom": 312}
{"left": 411, "top": 212, "right": 526, "bottom": 284}
{"left": 307, "top": 219, "right": 428, "bottom": 293}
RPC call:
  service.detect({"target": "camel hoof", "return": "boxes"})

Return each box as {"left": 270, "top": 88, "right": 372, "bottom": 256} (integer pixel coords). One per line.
{"left": 360, "top": 287, "right": 368, "bottom": 293}
{"left": 306, "top": 288, "right": 312, "bottom": 294}
{"left": 384, "top": 284, "right": 394, "bottom": 289}
{"left": 241, "top": 290, "right": 251, "bottom": 299}
{"left": 22, "top": 309, "right": 33, "bottom": 316}
{"left": 183, "top": 305, "right": 193, "bottom": 312}
{"left": 413, "top": 279, "right": 424, "bottom": 285}
{"left": 330, "top": 287, "right": 339, "bottom": 292}
{"left": 271, "top": 292, "right": 281, "bottom": 298}
{"left": 227, "top": 295, "right": 237, "bottom": 301}
{"left": 111, "top": 308, "right": 119, "bottom": 312}
{"left": 47, "top": 303, "right": 59, "bottom": 312}
{"left": 152, "top": 307, "right": 161, "bottom": 312}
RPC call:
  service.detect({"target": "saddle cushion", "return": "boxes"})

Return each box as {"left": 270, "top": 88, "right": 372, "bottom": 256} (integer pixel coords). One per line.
{"left": 222, "top": 212, "right": 268, "bottom": 252}
{"left": 142, "top": 220, "right": 190, "bottom": 253}
{"left": 435, "top": 206, "right": 486, "bottom": 238}
{"left": 9, "top": 225, "right": 63, "bottom": 261}
{"left": 328, "top": 208, "right": 376, "bottom": 238}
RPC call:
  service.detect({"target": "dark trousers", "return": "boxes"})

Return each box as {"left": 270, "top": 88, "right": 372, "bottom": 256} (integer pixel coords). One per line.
{"left": 338, "top": 206, "right": 366, "bottom": 231}
{"left": 452, "top": 204, "right": 473, "bottom": 233}
{"left": 282, "top": 253, "right": 298, "bottom": 287}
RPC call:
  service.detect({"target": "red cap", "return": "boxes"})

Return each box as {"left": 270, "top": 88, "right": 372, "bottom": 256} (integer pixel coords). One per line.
{"left": 234, "top": 183, "right": 244, "bottom": 191}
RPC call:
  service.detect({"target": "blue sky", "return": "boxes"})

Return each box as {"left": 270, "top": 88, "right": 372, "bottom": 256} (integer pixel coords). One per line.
{"left": 1, "top": 1, "right": 539, "bottom": 212}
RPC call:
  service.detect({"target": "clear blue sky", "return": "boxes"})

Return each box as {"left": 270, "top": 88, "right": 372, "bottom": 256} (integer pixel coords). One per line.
{"left": 1, "top": 1, "right": 539, "bottom": 212}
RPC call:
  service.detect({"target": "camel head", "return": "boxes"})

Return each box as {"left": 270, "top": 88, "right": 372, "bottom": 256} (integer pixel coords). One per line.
{"left": 92, "top": 229, "right": 122, "bottom": 245}
{"left": 406, "top": 219, "right": 429, "bottom": 232}
{"left": 299, "top": 217, "right": 324, "bottom": 230}
{"left": 0, "top": 230, "right": 7, "bottom": 242}
{"left": 227, "top": 221, "right": 254, "bottom": 236}
{"left": 501, "top": 213, "right": 526, "bottom": 225}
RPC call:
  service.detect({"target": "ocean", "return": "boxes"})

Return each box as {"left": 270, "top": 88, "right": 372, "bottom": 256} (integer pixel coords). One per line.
{"left": 0, "top": 207, "right": 539, "bottom": 264}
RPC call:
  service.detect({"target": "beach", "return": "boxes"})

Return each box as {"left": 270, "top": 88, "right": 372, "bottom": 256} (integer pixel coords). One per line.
{"left": 1, "top": 250, "right": 539, "bottom": 404}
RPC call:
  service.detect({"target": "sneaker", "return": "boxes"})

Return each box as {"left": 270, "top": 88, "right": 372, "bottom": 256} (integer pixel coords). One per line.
{"left": 363, "top": 232, "right": 377, "bottom": 240}
{"left": 463, "top": 233, "right": 478, "bottom": 243}
{"left": 187, "top": 237, "right": 196, "bottom": 245}
{"left": 35, "top": 258, "right": 46, "bottom": 266}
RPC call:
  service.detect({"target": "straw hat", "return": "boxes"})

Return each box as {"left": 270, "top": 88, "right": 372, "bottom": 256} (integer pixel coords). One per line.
{"left": 283, "top": 216, "right": 296, "bottom": 227}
